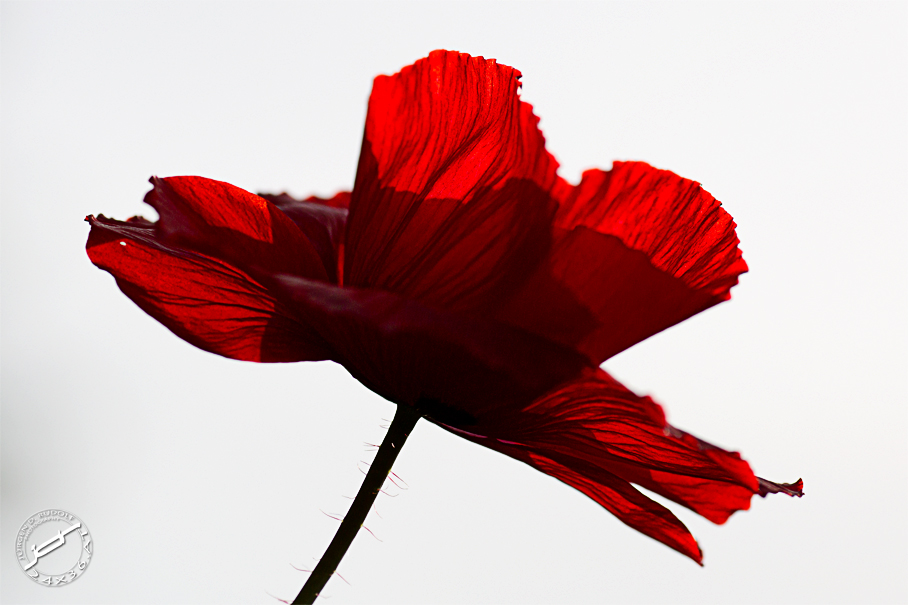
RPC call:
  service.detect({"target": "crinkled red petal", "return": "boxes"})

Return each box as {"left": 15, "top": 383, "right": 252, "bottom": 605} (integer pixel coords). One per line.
{"left": 345, "top": 50, "right": 561, "bottom": 313}
{"left": 553, "top": 162, "right": 748, "bottom": 297}
{"left": 497, "top": 162, "right": 748, "bottom": 363}
{"left": 524, "top": 450, "right": 703, "bottom": 563}
{"left": 86, "top": 215, "right": 330, "bottom": 362}
{"left": 438, "top": 368, "right": 799, "bottom": 560}
{"left": 146, "top": 176, "right": 329, "bottom": 281}
{"left": 445, "top": 428, "right": 703, "bottom": 562}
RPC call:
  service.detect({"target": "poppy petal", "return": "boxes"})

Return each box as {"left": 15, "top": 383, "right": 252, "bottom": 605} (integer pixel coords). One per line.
{"left": 86, "top": 215, "right": 330, "bottom": 362}
{"left": 345, "top": 50, "right": 560, "bottom": 313}
{"left": 438, "top": 368, "right": 799, "bottom": 557}
{"left": 515, "top": 369, "right": 761, "bottom": 523}
{"left": 260, "top": 274, "right": 589, "bottom": 416}
{"left": 523, "top": 450, "right": 703, "bottom": 563}
{"left": 497, "top": 162, "right": 748, "bottom": 363}
{"left": 495, "top": 226, "right": 717, "bottom": 363}
{"left": 555, "top": 163, "right": 746, "bottom": 298}
{"left": 145, "top": 176, "right": 329, "bottom": 281}
{"left": 259, "top": 192, "right": 349, "bottom": 284}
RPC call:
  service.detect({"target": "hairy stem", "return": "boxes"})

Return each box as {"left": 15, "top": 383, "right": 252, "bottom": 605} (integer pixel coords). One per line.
{"left": 292, "top": 404, "right": 421, "bottom": 604}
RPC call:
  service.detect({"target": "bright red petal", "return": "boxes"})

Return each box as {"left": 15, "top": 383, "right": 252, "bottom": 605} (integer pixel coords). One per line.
{"left": 86, "top": 215, "right": 330, "bottom": 362}
{"left": 496, "top": 162, "right": 748, "bottom": 363}
{"left": 259, "top": 192, "right": 349, "bottom": 284}
{"left": 437, "top": 368, "right": 801, "bottom": 560}
{"left": 146, "top": 176, "right": 329, "bottom": 281}
{"left": 554, "top": 163, "right": 746, "bottom": 297}
{"left": 344, "top": 50, "right": 560, "bottom": 313}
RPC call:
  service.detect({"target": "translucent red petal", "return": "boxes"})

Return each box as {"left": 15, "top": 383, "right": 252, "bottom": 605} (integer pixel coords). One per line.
{"left": 345, "top": 50, "right": 560, "bottom": 313}
{"left": 147, "top": 176, "right": 329, "bottom": 281}
{"left": 86, "top": 215, "right": 329, "bottom": 362}
{"left": 438, "top": 368, "right": 799, "bottom": 561}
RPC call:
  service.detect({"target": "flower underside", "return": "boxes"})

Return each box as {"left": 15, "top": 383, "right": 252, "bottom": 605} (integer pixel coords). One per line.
{"left": 86, "top": 50, "right": 801, "bottom": 566}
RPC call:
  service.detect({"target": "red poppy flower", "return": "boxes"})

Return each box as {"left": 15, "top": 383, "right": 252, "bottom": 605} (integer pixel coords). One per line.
{"left": 86, "top": 50, "right": 801, "bottom": 569}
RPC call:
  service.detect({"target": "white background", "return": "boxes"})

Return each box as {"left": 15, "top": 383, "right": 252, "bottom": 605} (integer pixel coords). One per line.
{"left": 2, "top": 2, "right": 905, "bottom": 603}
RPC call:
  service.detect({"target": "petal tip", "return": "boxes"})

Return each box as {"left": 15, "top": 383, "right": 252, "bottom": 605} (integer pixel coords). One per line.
{"left": 757, "top": 477, "right": 804, "bottom": 498}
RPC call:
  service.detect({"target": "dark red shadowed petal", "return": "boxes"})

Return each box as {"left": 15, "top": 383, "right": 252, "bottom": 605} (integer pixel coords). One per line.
{"left": 344, "top": 50, "right": 561, "bottom": 313}
{"left": 437, "top": 368, "right": 800, "bottom": 561}
{"left": 259, "top": 274, "right": 590, "bottom": 416}
{"left": 146, "top": 176, "right": 330, "bottom": 282}
{"left": 259, "top": 192, "right": 349, "bottom": 284}
{"left": 86, "top": 215, "right": 330, "bottom": 362}
{"left": 496, "top": 162, "right": 749, "bottom": 364}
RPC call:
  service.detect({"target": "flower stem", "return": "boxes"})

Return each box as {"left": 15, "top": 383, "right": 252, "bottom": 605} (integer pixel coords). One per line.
{"left": 292, "top": 404, "right": 421, "bottom": 604}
